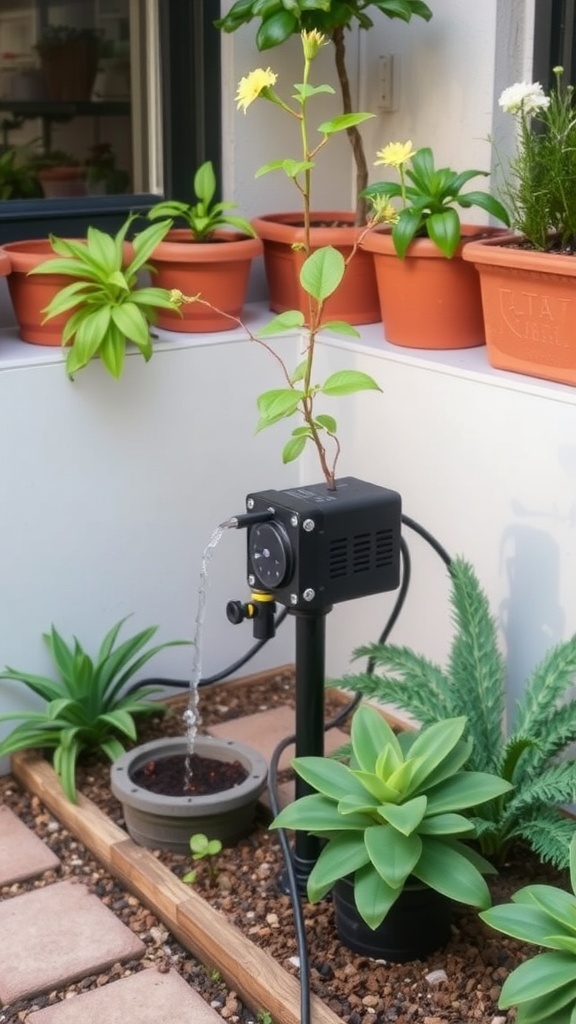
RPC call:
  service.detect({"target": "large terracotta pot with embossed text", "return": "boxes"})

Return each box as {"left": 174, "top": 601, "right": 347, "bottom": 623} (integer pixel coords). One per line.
{"left": 462, "top": 233, "right": 576, "bottom": 386}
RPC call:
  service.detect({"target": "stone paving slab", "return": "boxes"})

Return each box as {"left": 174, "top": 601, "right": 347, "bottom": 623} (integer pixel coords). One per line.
{"left": 209, "top": 703, "right": 348, "bottom": 771}
{"left": 27, "top": 968, "right": 222, "bottom": 1024}
{"left": 0, "top": 805, "right": 60, "bottom": 885}
{"left": 0, "top": 879, "right": 145, "bottom": 1004}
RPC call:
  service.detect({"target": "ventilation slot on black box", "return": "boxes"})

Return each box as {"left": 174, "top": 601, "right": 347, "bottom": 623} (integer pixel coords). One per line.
{"left": 375, "top": 529, "right": 396, "bottom": 567}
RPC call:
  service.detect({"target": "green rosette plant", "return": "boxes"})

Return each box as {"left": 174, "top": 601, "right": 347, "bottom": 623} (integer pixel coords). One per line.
{"left": 148, "top": 159, "right": 256, "bottom": 241}
{"left": 335, "top": 557, "right": 576, "bottom": 869}
{"left": 480, "top": 835, "right": 576, "bottom": 1024}
{"left": 28, "top": 214, "right": 182, "bottom": 379}
{"left": 0, "top": 617, "right": 190, "bottom": 802}
{"left": 271, "top": 705, "right": 512, "bottom": 928}
{"left": 362, "top": 142, "right": 510, "bottom": 257}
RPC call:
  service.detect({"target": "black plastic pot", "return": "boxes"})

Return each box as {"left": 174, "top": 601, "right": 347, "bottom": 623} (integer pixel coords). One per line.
{"left": 333, "top": 876, "right": 452, "bottom": 961}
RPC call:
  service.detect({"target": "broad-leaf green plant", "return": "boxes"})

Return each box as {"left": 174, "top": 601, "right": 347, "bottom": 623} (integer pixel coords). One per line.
{"left": 480, "top": 834, "right": 576, "bottom": 1024}
{"left": 335, "top": 557, "right": 576, "bottom": 869}
{"left": 271, "top": 705, "right": 511, "bottom": 929}
{"left": 0, "top": 617, "right": 190, "bottom": 802}
{"left": 148, "top": 160, "right": 255, "bottom": 241}
{"left": 362, "top": 144, "right": 510, "bottom": 258}
{"left": 28, "top": 214, "right": 181, "bottom": 379}
{"left": 216, "top": 0, "right": 433, "bottom": 224}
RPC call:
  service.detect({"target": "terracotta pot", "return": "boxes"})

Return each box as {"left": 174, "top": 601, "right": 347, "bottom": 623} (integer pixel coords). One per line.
{"left": 361, "top": 226, "right": 507, "bottom": 349}
{"left": 462, "top": 233, "right": 576, "bottom": 386}
{"left": 251, "top": 212, "right": 381, "bottom": 325}
{"left": 0, "top": 250, "right": 10, "bottom": 277}
{"left": 110, "top": 736, "right": 268, "bottom": 853}
{"left": 1, "top": 239, "right": 77, "bottom": 345}
{"left": 148, "top": 228, "right": 263, "bottom": 332}
{"left": 38, "top": 167, "right": 87, "bottom": 199}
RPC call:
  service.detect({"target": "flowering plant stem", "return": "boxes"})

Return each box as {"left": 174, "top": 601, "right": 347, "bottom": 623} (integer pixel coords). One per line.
{"left": 228, "top": 32, "right": 384, "bottom": 489}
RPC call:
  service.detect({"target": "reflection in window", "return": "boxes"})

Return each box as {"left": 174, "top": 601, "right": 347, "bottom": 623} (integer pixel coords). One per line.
{"left": 0, "top": 0, "right": 136, "bottom": 200}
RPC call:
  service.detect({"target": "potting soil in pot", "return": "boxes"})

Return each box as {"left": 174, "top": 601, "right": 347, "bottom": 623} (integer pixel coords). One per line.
{"left": 130, "top": 753, "right": 248, "bottom": 797}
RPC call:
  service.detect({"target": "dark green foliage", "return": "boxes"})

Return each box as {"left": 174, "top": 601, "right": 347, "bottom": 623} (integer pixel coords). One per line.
{"left": 0, "top": 617, "right": 190, "bottom": 802}
{"left": 335, "top": 557, "right": 576, "bottom": 868}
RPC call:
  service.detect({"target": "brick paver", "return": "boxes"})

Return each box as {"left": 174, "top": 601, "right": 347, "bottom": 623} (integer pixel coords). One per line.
{"left": 209, "top": 703, "right": 348, "bottom": 770}
{"left": 27, "top": 968, "right": 222, "bottom": 1024}
{"left": 0, "top": 880, "right": 145, "bottom": 1004}
{"left": 0, "top": 806, "right": 60, "bottom": 884}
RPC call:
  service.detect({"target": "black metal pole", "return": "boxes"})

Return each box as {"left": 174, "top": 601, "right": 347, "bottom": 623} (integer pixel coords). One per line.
{"left": 291, "top": 606, "right": 331, "bottom": 890}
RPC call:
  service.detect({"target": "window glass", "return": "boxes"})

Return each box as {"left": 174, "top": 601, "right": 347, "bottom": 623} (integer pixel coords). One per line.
{"left": 0, "top": 0, "right": 137, "bottom": 201}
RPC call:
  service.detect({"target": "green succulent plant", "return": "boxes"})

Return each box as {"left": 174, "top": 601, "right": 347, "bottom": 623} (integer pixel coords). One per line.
{"left": 480, "top": 835, "right": 576, "bottom": 1024}
{"left": 362, "top": 145, "right": 510, "bottom": 258}
{"left": 271, "top": 705, "right": 511, "bottom": 929}
{"left": 0, "top": 617, "right": 190, "bottom": 802}
{"left": 148, "top": 160, "right": 255, "bottom": 242}
{"left": 334, "top": 556, "right": 576, "bottom": 869}
{"left": 28, "top": 214, "right": 180, "bottom": 379}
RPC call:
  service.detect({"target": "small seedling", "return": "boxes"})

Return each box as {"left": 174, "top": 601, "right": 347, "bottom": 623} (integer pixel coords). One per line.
{"left": 182, "top": 833, "right": 222, "bottom": 885}
{"left": 256, "top": 1012, "right": 274, "bottom": 1024}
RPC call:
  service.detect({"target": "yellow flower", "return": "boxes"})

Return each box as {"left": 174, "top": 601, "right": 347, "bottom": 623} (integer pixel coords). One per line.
{"left": 236, "top": 68, "right": 278, "bottom": 113}
{"left": 301, "top": 29, "right": 326, "bottom": 60}
{"left": 374, "top": 141, "right": 416, "bottom": 169}
{"left": 368, "top": 196, "right": 399, "bottom": 225}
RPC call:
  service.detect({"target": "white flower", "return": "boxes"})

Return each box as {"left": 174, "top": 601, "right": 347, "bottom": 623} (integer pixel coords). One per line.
{"left": 498, "top": 81, "right": 551, "bottom": 115}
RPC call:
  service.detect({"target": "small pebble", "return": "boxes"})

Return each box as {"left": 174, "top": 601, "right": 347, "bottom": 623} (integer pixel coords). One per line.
{"left": 425, "top": 969, "right": 448, "bottom": 987}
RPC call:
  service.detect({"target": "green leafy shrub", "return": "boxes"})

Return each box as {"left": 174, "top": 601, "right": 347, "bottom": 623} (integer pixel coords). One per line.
{"left": 29, "top": 214, "right": 180, "bottom": 379}
{"left": 480, "top": 835, "right": 576, "bottom": 1024}
{"left": 335, "top": 557, "right": 576, "bottom": 868}
{"left": 148, "top": 160, "right": 255, "bottom": 241}
{"left": 0, "top": 617, "right": 190, "bottom": 801}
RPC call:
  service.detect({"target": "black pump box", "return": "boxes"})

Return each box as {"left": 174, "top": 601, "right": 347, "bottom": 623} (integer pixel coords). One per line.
{"left": 245, "top": 476, "right": 401, "bottom": 612}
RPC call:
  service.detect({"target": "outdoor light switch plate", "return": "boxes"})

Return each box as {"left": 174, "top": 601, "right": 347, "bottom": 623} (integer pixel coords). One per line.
{"left": 376, "top": 54, "right": 397, "bottom": 113}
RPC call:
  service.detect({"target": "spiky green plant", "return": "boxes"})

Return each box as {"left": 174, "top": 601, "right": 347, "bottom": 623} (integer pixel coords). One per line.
{"left": 334, "top": 557, "right": 576, "bottom": 869}
{"left": 0, "top": 617, "right": 190, "bottom": 802}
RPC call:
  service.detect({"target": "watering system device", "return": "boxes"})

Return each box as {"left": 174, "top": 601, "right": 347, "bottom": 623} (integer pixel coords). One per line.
{"left": 227, "top": 476, "right": 402, "bottom": 888}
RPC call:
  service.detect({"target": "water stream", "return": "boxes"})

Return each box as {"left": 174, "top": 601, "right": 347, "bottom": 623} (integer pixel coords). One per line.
{"left": 183, "top": 517, "right": 237, "bottom": 788}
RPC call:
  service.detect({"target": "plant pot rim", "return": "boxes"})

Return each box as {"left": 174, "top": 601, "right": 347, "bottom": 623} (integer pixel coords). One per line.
{"left": 251, "top": 210, "right": 365, "bottom": 245}
{"left": 151, "top": 229, "right": 262, "bottom": 264}
{"left": 362, "top": 224, "right": 508, "bottom": 259}
{"left": 110, "top": 735, "right": 268, "bottom": 816}
{"left": 462, "top": 231, "right": 576, "bottom": 273}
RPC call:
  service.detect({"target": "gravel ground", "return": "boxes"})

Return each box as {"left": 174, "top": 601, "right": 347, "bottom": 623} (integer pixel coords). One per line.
{"left": 1, "top": 671, "right": 570, "bottom": 1024}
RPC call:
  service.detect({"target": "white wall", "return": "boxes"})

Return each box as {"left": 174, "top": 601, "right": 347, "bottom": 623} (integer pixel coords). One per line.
{"left": 0, "top": 315, "right": 298, "bottom": 771}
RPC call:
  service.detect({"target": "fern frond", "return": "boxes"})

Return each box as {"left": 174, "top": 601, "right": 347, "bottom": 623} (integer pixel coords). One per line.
{"left": 499, "top": 733, "right": 538, "bottom": 782}
{"left": 504, "top": 761, "right": 576, "bottom": 818}
{"left": 446, "top": 558, "right": 506, "bottom": 770}
{"left": 511, "top": 809, "right": 575, "bottom": 870}
{"left": 514, "top": 633, "right": 576, "bottom": 739}
{"left": 519, "top": 698, "right": 576, "bottom": 771}
{"left": 339, "top": 644, "right": 455, "bottom": 724}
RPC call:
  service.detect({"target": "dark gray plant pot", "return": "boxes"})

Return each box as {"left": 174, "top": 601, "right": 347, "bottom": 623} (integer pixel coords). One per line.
{"left": 110, "top": 736, "right": 268, "bottom": 853}
{"left": 333, "top": 876, "right": 452, "bottom": 961}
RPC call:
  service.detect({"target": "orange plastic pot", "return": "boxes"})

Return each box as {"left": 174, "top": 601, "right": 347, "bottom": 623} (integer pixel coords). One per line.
{"left": 251, "top": 212, "right": 380, "bottom": 326}
{"left": 361, "top": 226, "right": 507, "bottom": 349}
{"left": 148, "top": 229, "right": 263, "bottom": 332}
{"left": 2, "top": 239, "right": 77, "bottom": 345}
{"left": 462, "top": 233, "right": 576, "bottom": 386}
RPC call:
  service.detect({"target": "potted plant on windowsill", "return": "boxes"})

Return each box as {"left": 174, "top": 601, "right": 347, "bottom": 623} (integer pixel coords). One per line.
{"left": 462, "top": 68, "right": 576, "bottom": 385}
{"left": 360, "top": 143, "right": 510, "bottom": 348}
{"left": 146, "top": 160, "right": 262, "bottom": 332}
{"left": 32, "top": 149, "right": 87, "bottom": 199}
{"left": 14, "top": 215, "right": 181, "bottom": 376}
{"left": 271, "top": 705, "right": 512, "bottom": 960}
